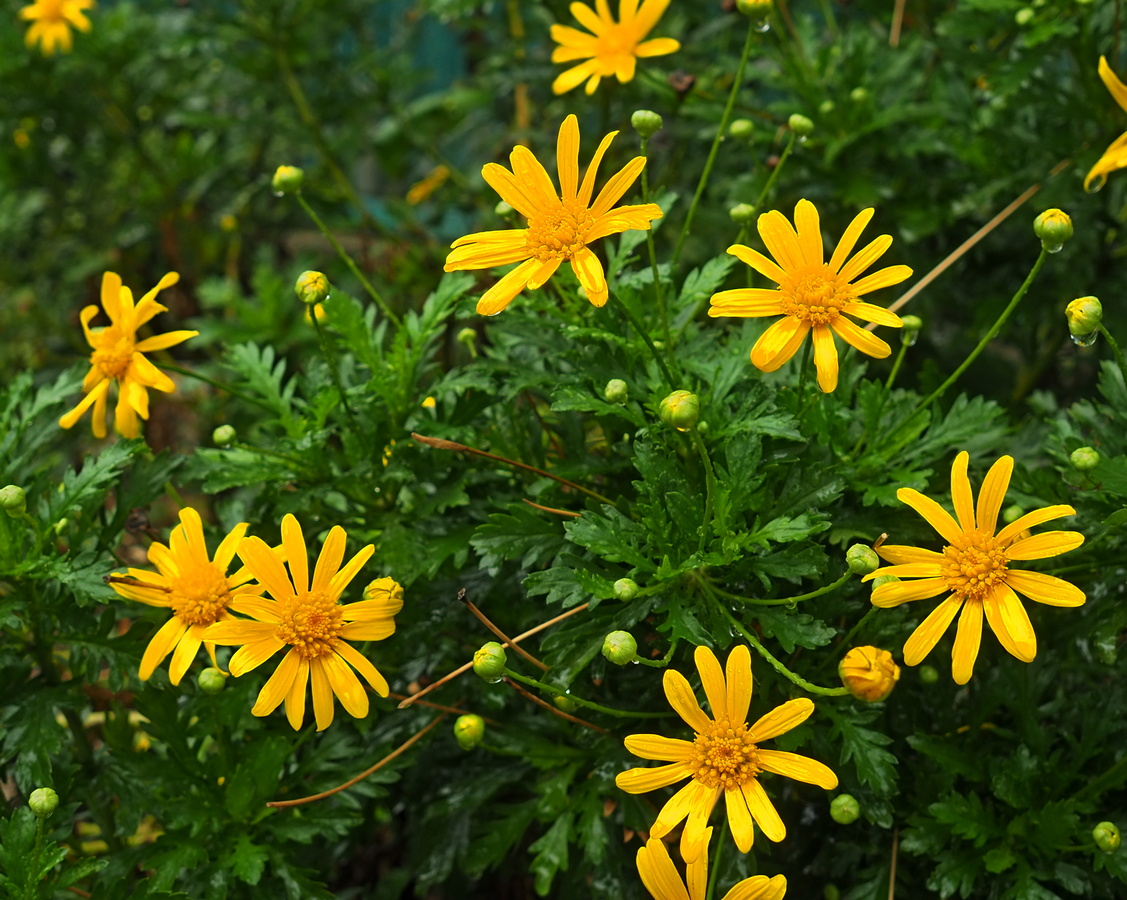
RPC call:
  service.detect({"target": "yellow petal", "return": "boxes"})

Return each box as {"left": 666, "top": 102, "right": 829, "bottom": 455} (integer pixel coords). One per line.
{"left": 624, "top": 734, "right": 695, "bottom": 761}
{"left": 1004, "top": 531, "right": 1085, "bottom": 561}
{"left": 694, "top": 645, "right": 727, "bottom": 721}
{"left": 281, "top": 515, "right": 309, "bottom": 595}
{"left": 995, "top": 505, "right": 1077, "bottom": 545}
{"left": 828, "top": 208, "right": 874, "bottom": 274}
{"left": 723, "top": 875, "right": 788, "bottom": 900}
{"left": 675, "top": 781, "right": 719, "bottom": 862}
{"left": 285, "top": 658, "right": 310, "bottom": 730}
{"left": 228, "top": 636, "right": 286, "bottom": 676}
{"left": 591, "top": 156, "right": 646, "bottom": 218}
{"left": 984, "top": 584, "right": 1036, "bottom": 663}
{"left": 951, "top": 599, "right": 983, "bottom": 685}
{"left": 741, "top": 779, "right": 785, "bottom": 843}
{"left": 578, "top": 131, "right": 618, "bottom": 206}
{"left": 615, "top": 762, "right": 692, "bottom": 794}
{"left": 756, "top": 749, "right": 838, "bottom": 788}
{"left": 864, "top": 562, "right": 943, "bottom": 580}
{"left": 311, "top": 526, "right": 346, "bottom": 593}
{"left": 570, "top": 247, "right": 608, "bottom": 306}
{"left": 837, "top": 234, "right": 893, "bottom": 283}
{"left": 251, "top": 648, "right": 301, "bottom": 717}
{"left": 569, "top": 0, "right": 607, "bottom": 34}
{"left": 334, "top": 640, "right": 390, "bottom": 696}
{"left": 870, "top": 577, "right": 948, "bottom": 608}
{"left": 850, "top": 264, "right": 913, "bottom": 296}
{"left": 321, "top": 650, "right": 369, "bottom": 719}
{"left": 829, "top": 316, "right": 891, "bottom": 360}
{"left": 902, "top": 594, "right": 963, "bottom": 665}
{"left": 793, "top": 199, "right": 823, "bottom": 267}
{"left": 1099, "top": 55, "right": 1127, "bottom": 114}
{"left": 1004, "top": 570, "right": 1086, "bottom": 607}
{"left": 727, "top": 244, "right": 787, "bottom": 285}
{"left": 636, "top": 839, "right": 691, "bottom": 900}
{"left": 757, "top": 209, "right": 804, "bottom": 273}
{"left": 310, "top": 658, "right": 336, "bottom": 731}
{"left": 480, "top": 164, "right": 541, "bottom": 218}
{"left": 811, "top": 325, "right": 839, "bottom": 393}
{"left": 475, "top": 258, "right": 541, "bottom": 316}
{"left": 896, "top": 487, "right": 963, "bottom": 543}
{"left": 139, "top": 616, "right": 188, "bottom": 680}
{"left": 237, "top": 535, "right": 296, "bottom": 603}
{"left": 635, "top": 37, "right": 680, "bottom": 57}
{"left": 843, "top": 300, "right": 902, "bottom": 327}
{"left": 662, "top": 668, "right": 711, "bottom": 732}
{"left": 557, "top": 114, "right": 580, "bottom": 201}
{"left": 949, "top": 452, "right": 976, "bottom": 533}
{"left": 750, "top": 317, "right": 810, "bottom": 373}
{"left": 875, "top": 545, "right": 945, "bottom": 566}
{"left": 976, "top": 455, "right": 1013, "bottom": 536}
{"left": 748, "top": 697, "right": 813, "bottom": 742}
{"left": 214, "top": 522, "right": 249, "bottom": 572}
{"left": 339, "top": 620, "right": 396, "bottom": 642}
{"left": 725, "top": 644, "right": 752, "bottom": 725}
{"left": 709, "top": 288, "right": 785, "bottom": 318}
{"left": 327, "top": 543, "right": 376, "bottom": 600}
{"left": 509, "top": 145, "right": 559, "bottom": 210}
{"left": 725, "top": 784, "right": 756, "bottom": 853}
{"left": 168, "top": 624, "right": 205, "bottom": 685}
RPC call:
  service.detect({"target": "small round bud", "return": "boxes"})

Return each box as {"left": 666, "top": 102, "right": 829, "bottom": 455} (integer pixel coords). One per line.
{"left": 1002, "top": 504, "right": 1025, "bottom": 524}
{"left": 849, "top": 86, "right": 870, "bottom": 103}
{"left": 272, "top": 165, "right": 304, "bottom": 195}
{"left": 605, "top": 378, "right": 629, "bottom": 404}
{"left": 421, "top": 396, "right": 437, "bottom": 410}
{"left": 1033, "top": 208, "right": 1073, "bottom": 252}
{"left": 212, "top": 425, "right": 236, "bottom": 447}
{"left": 1066, "top": 296, "right": 1102, "bottom": 338}
{"left": 1070, "top": 447, "right": 1101, "bottom": 472}
{"left": 1093, "top": 821, "right": 1121, "bottom": 853}
{"left": 788, "top": 113, "right": 814, "bottom": 136}
{"left": 659, "top": 390, "right": 700, "bottom": 431}
{"left": 870, "top": 574, "right": 900, "bottom": 590}
{"left": 0, "top": 485, "right": 27, "bottom": 517}
{"left": 631, "top": 109, "right": 664, "bottom": 139}
{"left": 553, "top": 694, "right": 578, "bottom": 713}
{"left": 728, "top": 118, "right": 755, "bottom": 141}
{"left": 830, "top": 794, "right": 861, "bottom": 825}
{"left": 900, "top": 314, "right": 922, "bottom": 347}
{"left": 729, "top": 203, "right": 757, "bottom": 225}
{"left": 473, "top": 642, "right": 507, "bottom": 683}
{"left": 198, "top": 667, "right": 228, "bottom": 695}
{"left": 602, "top": 631, "right": 638, "bottom": 665}
{"left": 457, "top": 327, "right": 478, "bottom": 358}
{"left": 364, "top": 576, "right": 404, "bottom": 607}
{"left": 53, "top": 518, "right": 68, "bottom": 536}
{"left": 824, "top": 888, "right": 842, "bottom": 900}
{"left": 919, "top": 664, "right": 940, "bottom": 684}
{"left": 818, "top": 100, "right": 835, "bottom": 115}
{"left": 29, "top": 787, "right": 58, "bottom": 818}
{"left": 839, "top": 646, "right": 901, "bottom": 702}
{"left": 846, "top": 544, "right": 880, "bottom": 576}
{"left": 1014, "top": 7, "right": 1034, "bottom": 25}
{"left": 295, "top": 271, "right": 330, "bottom": 307}
{"left": 494, "top": 200, "right": 514, "bottom": 217}
{"left": 453, "top": 714, "right": 485, "bottom": 750}
{"left": 614, "top": 578, "right": 640, "bottom": 601}
{"left": 737, "top": 0, "right": 773, "bottom": 16}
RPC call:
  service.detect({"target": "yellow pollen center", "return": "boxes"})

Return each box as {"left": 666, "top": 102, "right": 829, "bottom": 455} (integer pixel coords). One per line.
{"left": 942, "top": 532, "right": 1009, "bottom": 601}
{"left": 526, "top": 200, "right": 594, "bottom": 261}
{"left": 591, "top": 25, "right": 639, "bottom": 69}
{"left": 689, "top": 717, "right": 760, "bottom": 790}
{"left": 276, "top": 590, "right": 344, "bottom": 660}
{"left": 168, "top": 563, "right": 232, "bottom": 627}
{"left": 91, "top": 332, "right": 135, "bottom": 379}
{"left": 36, "top": 0, "right": 66, "bottom": 19}
{"left": 779, "top": 265, "right": 854, "bottom": 325}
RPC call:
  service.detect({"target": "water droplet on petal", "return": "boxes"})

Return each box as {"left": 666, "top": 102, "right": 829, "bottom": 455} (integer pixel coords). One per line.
{"left": 1071, "top": 331, "right": 1098, "bottom": 347}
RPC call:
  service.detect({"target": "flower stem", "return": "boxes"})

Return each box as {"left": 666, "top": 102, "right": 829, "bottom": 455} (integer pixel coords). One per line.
{"left": 705, "top": 816, "right": 728, "bottom": 900}
{"left": 850, "top": 339, "right": 910, "bottom": 457}
{"left": 157, "top": 362, "right": 270, "bottom": 410}
{"left": 24, "top": 816, "right": 45, "bottom": 900}
{"left": 639, "top": 136, "right": 671, "bottom": 350}
{"left": 502, "top": 669, "right": 674, "bottom": 718}
{"left": 690, "top": 429, "right": 718, "bottom": 553}
{"left": 633, "top": 640, "right": 679, "bottom": 668}
{"left": 610, "top": 290, "right": 677, "bottom": 387}
{"left": 311, "top": 311, "right": 362, "bottom": 442}
{"left": 811, "top": 606, "right": 880, "bottom": 680}
{"left": 709, "top": 570, "right": 852, "bottom": 607}
{"left": 1096, "top": 322, "right": 1127, "bottom": 387}
{"left": 672, "top": 20, "right": 758, "bottom": 269}
{"left": 750, "top": 131, "right": 797, "bottom": 217}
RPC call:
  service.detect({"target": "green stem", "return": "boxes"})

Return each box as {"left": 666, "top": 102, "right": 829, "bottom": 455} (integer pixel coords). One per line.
{"left": 295, "top": 195, "right": 404, "bottom": 329}
{"left": 750, "top": 132, "right": 797, "bottom": 217}
{"left": 611, "top": 290, "right": 676, "bottom": 387}
{"left": 690, "top": 429, "right": 718, "bottom": 553}
{"left": 502, "top": 669, "right": 674, "bottom": 718}
{"left": 634, "top": 641, "right": 679, "bottom": 668}
{"left": 24, "top": 816, "right": 45, "bottom": 900}
{"left": 850, "top": 339, "right": 910, "bottom": 457}
{"left": 157, "top": 362, "right": 271, "bottom": 410}
{"left": 709, "top": 570, "right": 851, "bottom": 607}
{"left": 796, "top": 333, "right": 813, "bottom": 404}
{"left": 811, "top": 607, "right": 880, "bottom": 680}
{"left": 705, "top": 815, "right": 728, "bottom": 900}
{"left": 311, "top": 311, "right": 362, "bottom": 441}
{"left": 639, "top": 136, "right": 671, "bottom": 350}
{"left": 1096, "top": 322, "right": 1127, "bottom": 387}
{"left": 672, "top": 20, "right": 758, "bottom": 268}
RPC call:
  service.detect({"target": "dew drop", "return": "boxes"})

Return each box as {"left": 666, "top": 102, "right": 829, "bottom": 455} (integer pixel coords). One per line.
{"left": 273, "top": 190, "right": 284, "bottom": 198}
{"left": 797, "top": 135, "right": 808, "bottom": 144}
{"left": 901, "top": 331, "right": 919, "bottom": 347}
{"left": 1044, "top": 242, "right": 1063, "bottom": 254}
{"left": 755, "top": 19, "right": 770, "bottom": 32}
{"left": 1086, "top": 178, "right": 1105, "bottom": 194}
{"left": 1071, "top": 331, "right": 1098, "bottom": 347}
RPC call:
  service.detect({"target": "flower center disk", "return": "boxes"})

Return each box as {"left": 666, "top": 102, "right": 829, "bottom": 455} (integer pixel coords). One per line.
{"left": 91, "top": 332, "right": 135, "bottom": 379}
{"left": 276, "top": 590, "right": 344, "bottom": 659}
{"left": 779, "top": 265, "right": 854, "bottom": 325}
{"left": 168, "top": 563, "right": 232, "bottom": 627}
{"left": 526, "top": 200, "right": 594, "bottom": 261}
{"left": 942, "top": 531, "right": 1009, "bottom": 602}
{"left": 689, "top": 717, "right": 760, "bottom": 790}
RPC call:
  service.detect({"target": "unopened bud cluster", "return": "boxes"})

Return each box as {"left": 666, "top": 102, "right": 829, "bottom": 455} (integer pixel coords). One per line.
{"left": 1070, "top": 447, "right": 1100, "bottom": 472}
{"left": 1093, "top": 821, "right": 1121, "bottom": 854}
{"left": 29, "top": 787, "right": 58, "bottom": 818}
{"left": 604, "top": 379, "right": 628, "bottom": 404}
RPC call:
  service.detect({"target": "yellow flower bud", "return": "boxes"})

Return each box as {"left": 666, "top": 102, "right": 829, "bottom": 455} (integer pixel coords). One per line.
{"left": 295, "top": 271, "right": 331, "bottom": 307}
{"left": 659, "top": 390, "right": 700, "bottom": 431}
{"left": 1034, "top": 209, "right": 1073, "bottom": 252}
{"left": 602, "top": 631, "right": 638, "bottom": 665}
{"left": 1066, "top": 296, "right": 1102, "bottom": 339}
{"left": 272, "top": 165, "right": 304, "bottom": 195}
{"left": 473, "top": 642, "right": 507, "bottom": 683}
{"left": 1093, "top": 821, "right": 1121, "bottom": 853}
{"left": 838, "top": 646, "right": 900, "bottom": 702}
{"left": 453, "top": 714, "right": 485, "bottom": 750}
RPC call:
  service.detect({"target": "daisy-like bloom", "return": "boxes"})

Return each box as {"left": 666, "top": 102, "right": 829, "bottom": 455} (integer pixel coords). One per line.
{"left": 550, "top": 0, "right": 680, "bottom": 96}
{"left": 637, "top": 828, "right": 786, "bottom": 900}
{"left": 203, "top": 515, "right": 401, "bottom": 731}
{"left": 709, "top": 199, "right": 911, "bottom": 393}
{"left": 1085, "top": 57, "right": 1127, "bottom": 192}
{"left": 20, "top": 0, "right": 94, "bottom": 55}
{"left": 863, "top": 451, "right": 1086, "bottom": 685}
{"left": 59, "top": 271, "right": 196, "bottom": 440}
{"left": 443, "top": 114, "right": 662, "bottom": 315}
{"left": 615, "top": 645, "right": 837, "bottom": 862}
{"left": 107, "top": 508, "right": 264, "bottom": 685}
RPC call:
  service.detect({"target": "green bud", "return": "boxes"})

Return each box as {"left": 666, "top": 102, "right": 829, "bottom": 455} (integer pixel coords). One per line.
{"left": 1014, "top": 7, "right": 1034, "bottom": 25}
{"left": 553, "top": 694, "right": 578, "bottom": 713}
{"left": 1070, "top": 446, "right": 1101, "bottom": 472}
{"left": 849, "top": 86, "right": 870, "bottom": 103}
{"left": 870, "top": 574, "right": 900, "bottom": 590}
{"left": 729, "top": 203, "right": 756, "bottom": 225}
{"left": 788, "top": 113, "right": 814, "bottom": 136}
{"left": 1002, "top": 504, "right": 1024, "bottom": 524}
{"left": 453, "top": 714, "right": 485, "bottom": 750}
{"left": 295, "top": 270, "right": 330, "bottom": 307}
{"left": 53, "top": 518, "right": 68, "bottom": 536}
{"left": 900, "top": 314, "right": 922, "bottom": 346}
{"left": 919, "top": 664, "right": 940, "bottom": 684}
{"left": 614, "top": 578, "right": 640, "bottom": 601}
{"left": 198, "top": 667, "right": 228, "bottom": 695}
{"left": 212, "top": 425, "right": 236, "bottom": 447}
{"left": 457, "top": 327, "right": 478, "bottom": 358}
{"left": 1034, "top": 208, "right": 1073, "bottom": 252}
{"left": 736, "top": 0, "right": 773, "bottom": 15}
{"left": 1066, "top": 296, "right": 1102, "bottom": 337}
{"left": 823, "top": 887, "right": 841, "bottom": 900}
{"left": 728, "top": 118, "right": 755, "bottom": 141}
{"left": 1093, "top": 821, "right": 1121, "bottom": 853}
{"left": 602, "top": 631, "right": 638, "bottom": 665}
{"left": 29, "top": 787, "right": 58, "bottom": 818}
{"left": 846, "top": 544, "right": 880, "bottom": 576}
{"left": 604, "top": 378, "right": 628, "bottom": 404}
{"left": 631, "top": 109, "right": 664, "bottom": 139}
{"left": 830, "top": 794, "right": 860, "bottom": 824}
{"left": 473, "top": 642, "right": 507, "bottom": 683}
{"left": 0, "top": 485, "right": 27, "bottom": 517}
{"left": 272, "top": 165, "right": 304, "bottom": 195}
{"left": 659, "top": 390, "right": 700, "bottom": 431}
{"left": 494, "top": 200, "right": 514, "bottom": 217}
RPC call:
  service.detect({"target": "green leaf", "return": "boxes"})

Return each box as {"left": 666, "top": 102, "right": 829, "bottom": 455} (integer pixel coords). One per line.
{"left": 225, "top": 834, "right": 268, "bottom": 886}
{"left": 565, "top": 507, "right": 655, "bottom": 572}
{"left": 825, "top": 706, "right": 899, "bottom": 797}
{"left": 224, "top": 342, "right": 302, "bottom": 434}
{"left": 1093, "top": 456, "right": 1127, "bottom": 496}
{"left": 523, "top": 565, "right": 589, "bottom": 608}
{"left": 323, "top": 290, "right": 383, "bottom": 372}
{"left": 146, "top": 841, "right": 209, "bottom": 892}
{"left": 187, "top": 447, "right": 302, "bottom": 493}
{"left": 471, "top": 505, "right": 567, "bottom": 574}
{"left": 50, "top": 439, "right": 140, "bottom": 523}
{"left": 753, "top": 608, "right": 836, "bottom": 652}
{"left": 528, "top": 813, "right": 571, "bottom": 896}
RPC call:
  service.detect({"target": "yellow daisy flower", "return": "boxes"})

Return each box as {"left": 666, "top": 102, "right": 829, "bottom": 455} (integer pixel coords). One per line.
{"left": 19, "top": 0, "right": 94, "bottom": 55}
{"left": 863, "top": 451, "right": 1086, "bottom": 685}
{"left": 59, "top": 271, "right": 197, "bottom": 440}
{"left": 203, "top": 515, "right": 401, "bottom": 731}
{"left": 637, "top": 828, "right": 786, "bottom": 900}
{"left": 550, "top": 0, "right": 681, "bottom": 96}
{"left": 443, "top": 114, "right": 663, "bottom": 315}
{"left": 709, "top": 200, "right": 911, "bottom": 393}
{"left": 615, "top": 645, "right": 837, "bottom": 862}
{"left": 1086, "top": 56, "right": 1127, "bottom": 192}
{"left": 107, "top": 508, "right": 264, "bottom": 685}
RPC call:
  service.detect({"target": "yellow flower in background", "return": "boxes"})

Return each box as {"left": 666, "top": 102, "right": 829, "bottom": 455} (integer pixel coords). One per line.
{"left": 709, "top": 200, "right": 910, "bottom": 392}
{"left": 20, "top": 0, "right": 94, "bottom": 55}
{"left": 107, "top": 509, "right": 264, "bottom": 685}
{"left": 204, "top": 515, "right": 401, "bottom": 731}
{"left": 59, "top": 271, "right": 197, "bottom": 439}
{"left": 445, "top": 115, "right": 662, "bottom": 315}
{"left": 615, "top": 645, "right": 837, "bottom": 862}
{"left": 637, "top": 829, "right": 787, "bottom": 900}
{"left": 551, "top": 0, "right": 681, "bottom": 96}
{"left": 863, "top": 452, "right": 1085, "bottom": 684}
{"left": 407, "top": 165, "right": 451, "bottom": 204}
{"left": 1085, "top": 56, "right": 1127, "bottom": 192}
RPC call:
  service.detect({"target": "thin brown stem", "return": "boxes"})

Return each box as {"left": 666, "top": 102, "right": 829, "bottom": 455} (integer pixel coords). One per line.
{"left": 522, "top": 499, "right": 581, "bottom": 518}
{"left": 502, "top": 678, "right": 608, "bottom": 734}
{"left": 888, "top": 828, "right": 899, "bottom": 900}
{"left": 386, "top": 692, "right": 496, "bottom": 722}
{"left": 890, "top": 0, "right": 906, "bottom": 47}
{"left": 459, "top": 589, "right": 548, "bottom": 670}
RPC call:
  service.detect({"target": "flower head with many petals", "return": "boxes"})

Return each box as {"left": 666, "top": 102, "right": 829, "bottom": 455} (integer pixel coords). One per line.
{"left": 637, "top": 829, "right": 786, "bottom": 900}
{"left": 709, "top": 200, "right": 911, "bottom": 392}
{"left": 20, "top": 0, "right": 94, "bottom": 55}
{"left": 108, "top": 509, "right": 264, "bottom": 685}
{"left": 551, "top": 0, "right": 680, "bottom": 96}
{"left": 615, "top": 645, "right": 837, "bottom": 862}
{"left": 204, "top": 515, "right": 401, "bottom": 731}
{"left": 444, "top": 114, "right": 663, "bottom": 315}
{"left": 1086, "top": 56, "right": 1127, "bottom": 192}
{"left": 59, "top": 271, "right": 197, "bottom": 439}
{"left": 863, "top": 452, "right": 1086, "bottom": 684}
